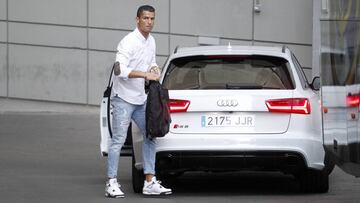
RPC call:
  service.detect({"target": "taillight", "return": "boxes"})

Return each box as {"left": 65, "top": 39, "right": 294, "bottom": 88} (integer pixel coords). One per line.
{"left": 265, "top": 98, "right": 310, "bottom": 114}
{"left": 168, "top": 99, "right": 190, "bottom": 113}
{"left": 347, "top": 95, "right": 360, "bottom": 107}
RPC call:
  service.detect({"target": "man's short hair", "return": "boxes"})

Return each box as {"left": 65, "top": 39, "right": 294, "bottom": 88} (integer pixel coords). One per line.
{"left": 137, "top": 5, "right": 155, "bottom": 17}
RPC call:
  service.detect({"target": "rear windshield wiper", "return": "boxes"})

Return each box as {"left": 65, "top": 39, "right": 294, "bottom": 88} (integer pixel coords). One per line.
{"left": 225, "top": 83, "right": 263, "bottom": 89}
{"left": 187, "top": 85, "right": 200, "bottom": 89}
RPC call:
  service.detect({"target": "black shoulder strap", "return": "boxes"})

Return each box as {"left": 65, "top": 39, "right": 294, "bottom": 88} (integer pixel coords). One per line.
{"left": 104, "top": 62, "right": 118, "bottom": 139}
{"left": 103, "top": 62, "right": 118, "bottom": 97}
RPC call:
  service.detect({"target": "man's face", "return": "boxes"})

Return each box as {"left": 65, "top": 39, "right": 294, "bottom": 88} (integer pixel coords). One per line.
{"left": 137, "top": 11, "right": 155, "bottom": 36}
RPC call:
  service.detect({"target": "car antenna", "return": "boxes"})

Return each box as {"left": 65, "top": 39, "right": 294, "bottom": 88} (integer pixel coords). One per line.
{"left": 227, "top": 42, "right": 232, "bottom": 50}
{"left": 174, "top": 45, "right": 179, "bottom": 54}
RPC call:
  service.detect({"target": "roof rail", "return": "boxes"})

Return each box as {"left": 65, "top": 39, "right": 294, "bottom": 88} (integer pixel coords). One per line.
{"left": 174, "top": 45, "right": 179, "bottom": 54}
{"left": 282, "top": 45, "right": 288, "bottom": 53}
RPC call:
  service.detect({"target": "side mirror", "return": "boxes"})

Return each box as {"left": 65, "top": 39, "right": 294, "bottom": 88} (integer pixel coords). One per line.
{"left": 310, "top": 76, "right": 320, "bottom": 91}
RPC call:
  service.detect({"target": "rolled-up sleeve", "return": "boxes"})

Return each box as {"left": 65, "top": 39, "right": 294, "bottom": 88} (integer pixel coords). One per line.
{"left": 115, "top": 39, "right": 133, "bottom": 79}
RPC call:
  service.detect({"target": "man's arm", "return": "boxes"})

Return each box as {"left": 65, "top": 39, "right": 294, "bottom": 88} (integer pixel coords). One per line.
{"left": 128, "top": 70, "right": 159, "bottom": 81}
{"left": 114, "top": 62, "right": 159, "bottom": 80}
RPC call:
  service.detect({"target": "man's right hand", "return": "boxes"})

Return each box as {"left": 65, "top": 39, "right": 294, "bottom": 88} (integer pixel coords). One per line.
{"left": 146, "top": 72, "right": 160, "bottom": 81}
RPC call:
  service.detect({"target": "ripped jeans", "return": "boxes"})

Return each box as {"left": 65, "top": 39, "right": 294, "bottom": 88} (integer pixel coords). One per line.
{"left": 107, "top": 96, "right": 156, "bottom": 178}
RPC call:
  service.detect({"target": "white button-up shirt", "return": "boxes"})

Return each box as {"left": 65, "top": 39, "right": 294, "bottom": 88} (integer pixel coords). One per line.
{"left": 112, "top": 28, "right": 157, "bottom": 105}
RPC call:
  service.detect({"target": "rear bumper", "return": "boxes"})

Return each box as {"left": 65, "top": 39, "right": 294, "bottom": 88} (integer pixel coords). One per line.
{"left": 154, "top": 133, "right": 325, "bottom": 171}
{"left": 156, "top": 151, "right": 307, "bottom": 174}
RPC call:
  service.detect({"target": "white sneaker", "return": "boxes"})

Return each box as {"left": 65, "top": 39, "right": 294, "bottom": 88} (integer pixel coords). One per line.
{"left": 105, "top": 178, "right": 125, "bottom": 198}
{"left": 142, "top": 177, "right": 172, "bottom": 195}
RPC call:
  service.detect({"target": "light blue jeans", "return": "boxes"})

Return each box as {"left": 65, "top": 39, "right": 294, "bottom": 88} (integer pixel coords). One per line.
{"left": 107, "top": 96, "right": 157, "bottom": 178}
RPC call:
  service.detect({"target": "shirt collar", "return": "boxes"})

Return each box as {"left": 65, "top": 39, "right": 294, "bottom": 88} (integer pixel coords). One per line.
{"left": 134, "top": 27, "right": 150, "bottom": 43}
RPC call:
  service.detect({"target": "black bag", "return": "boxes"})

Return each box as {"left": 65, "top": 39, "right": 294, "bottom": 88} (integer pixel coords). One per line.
{"left": 146, "top": 81, "right": 171, "bottom": 138}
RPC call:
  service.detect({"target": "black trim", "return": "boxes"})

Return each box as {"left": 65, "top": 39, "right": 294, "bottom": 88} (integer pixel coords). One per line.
{"left": 107, "top": 95, "right": 112, "bottom": 138}
{"left": 156, "top": 151, "right": 307, "bottom": 174}
{"left": 104, "top": 63, "right": 115, "bottom": 138}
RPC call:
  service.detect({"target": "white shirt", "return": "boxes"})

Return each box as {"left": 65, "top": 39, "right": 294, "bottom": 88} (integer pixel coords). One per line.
{"left": 112, "top": 28, "right": 157, "bottom": 105}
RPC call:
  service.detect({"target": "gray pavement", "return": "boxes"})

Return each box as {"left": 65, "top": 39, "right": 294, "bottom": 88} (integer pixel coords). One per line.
{"left": 1, "top": 97, "right": 360, "bottom": 202}
{"left": 0, "top": 97, "right": 99, "bottom": 114}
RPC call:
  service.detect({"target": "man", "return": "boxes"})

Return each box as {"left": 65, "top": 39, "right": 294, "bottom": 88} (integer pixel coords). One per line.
{"left": 105, "top": 5, "right": 172, "bottom": 198}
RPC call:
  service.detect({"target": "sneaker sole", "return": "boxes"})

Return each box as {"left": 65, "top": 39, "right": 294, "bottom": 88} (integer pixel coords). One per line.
{"left": 105, "top": 192, "right": 125, "bottom": 198}
{"left": 142, "top": 191, "right": 172, "bottom": 196}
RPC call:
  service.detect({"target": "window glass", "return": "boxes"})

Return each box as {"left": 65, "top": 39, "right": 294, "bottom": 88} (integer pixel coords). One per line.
{"left": 291, "top": 53, "right": 309, "bottom": 89}
{"left": 163, "top": 55, "right": 294, "bottom": 90}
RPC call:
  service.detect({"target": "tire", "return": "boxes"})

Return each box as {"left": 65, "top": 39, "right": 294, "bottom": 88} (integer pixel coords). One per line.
{"left": 157, "top": 171, "right": 179, "bottom": 187}
{"left": 132, "top": 153, "right": 144, "bottom": 193}
{"left": 299, "top": 168, "right": 329, "bottom": 193}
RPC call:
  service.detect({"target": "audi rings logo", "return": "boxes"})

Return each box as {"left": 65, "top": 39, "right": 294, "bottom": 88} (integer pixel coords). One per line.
{"left": 217, "top": 99, "right": 239, "bottom": 107}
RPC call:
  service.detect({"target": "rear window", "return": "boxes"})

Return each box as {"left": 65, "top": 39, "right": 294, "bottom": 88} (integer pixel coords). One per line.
{"left": 162, "top": 55, "right": 294, "bottom": 90}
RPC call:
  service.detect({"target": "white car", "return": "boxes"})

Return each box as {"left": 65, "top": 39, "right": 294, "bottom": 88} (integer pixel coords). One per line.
{"left": 100, "top": 45, "right": 333, "bottom": 193}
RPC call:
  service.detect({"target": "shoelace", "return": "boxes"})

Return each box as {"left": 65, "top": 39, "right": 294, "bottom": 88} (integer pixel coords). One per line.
{"left": 146, "top": 180, "right": 163, "bottom": 189}
{"left": 108, "top": 182, "right": 121, "bottom": 189}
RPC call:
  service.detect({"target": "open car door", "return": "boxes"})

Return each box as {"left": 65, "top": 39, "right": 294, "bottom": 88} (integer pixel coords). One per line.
{"left": 99, "top": 62, "right": 132, "bottom": 157}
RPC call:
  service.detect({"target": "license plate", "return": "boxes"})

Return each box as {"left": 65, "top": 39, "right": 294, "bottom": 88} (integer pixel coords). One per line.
{"left": 201, "top": 114, "right": 255, "bottom": 127}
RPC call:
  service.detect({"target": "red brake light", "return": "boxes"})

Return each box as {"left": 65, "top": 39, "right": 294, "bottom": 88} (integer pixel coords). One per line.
{"left": 168, "top": 99, "right": 190, "bottom": 113}
{"left": 265, "top": 98, "right": 310, "bottom": 114}
{"left": 347, "top": 95, "right": 360, "bottom": 107}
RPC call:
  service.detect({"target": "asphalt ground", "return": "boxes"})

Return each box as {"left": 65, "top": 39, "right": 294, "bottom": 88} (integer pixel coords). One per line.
{"left": 1, "top": 98, "right": 360, "bottom": 203}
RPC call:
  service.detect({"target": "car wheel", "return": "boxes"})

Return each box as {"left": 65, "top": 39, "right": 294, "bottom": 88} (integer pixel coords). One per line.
{"left": 157, "top": 171, "right": 179, "bottom": 187}
{"left": 299, "top": 168, "right": 329, "bottom": 193}
{"left": 132, "top": 152, "right": 144, "bottom": 193}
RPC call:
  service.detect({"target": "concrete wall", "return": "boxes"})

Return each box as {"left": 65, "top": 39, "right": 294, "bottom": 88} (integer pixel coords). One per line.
{"left": 0, "top": 0, "right": 314, "bottom": 105}
{"left": 0, "top": 0, "right": 7, "bottom": 97}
